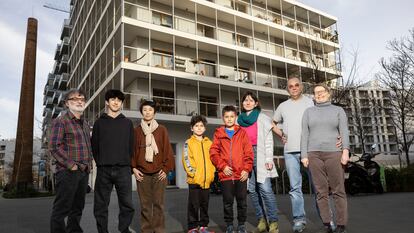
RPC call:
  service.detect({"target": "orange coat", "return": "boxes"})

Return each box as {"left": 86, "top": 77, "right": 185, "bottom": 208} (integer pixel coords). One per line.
{"left": 209, "top": 125, "right": 254, "bottom": 181}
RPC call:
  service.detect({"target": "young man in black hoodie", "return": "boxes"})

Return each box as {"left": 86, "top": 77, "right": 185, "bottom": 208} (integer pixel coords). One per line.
{"left": 92, "top": 89, "right": 135, "bottom": 233}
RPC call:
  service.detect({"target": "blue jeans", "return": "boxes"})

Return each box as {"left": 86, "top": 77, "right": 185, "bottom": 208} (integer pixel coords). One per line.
{"left": 284, "top": 152, "right": 306, "bottom": 223}
{"left": 248, "top": 147, "right": 279, "bottom": 222}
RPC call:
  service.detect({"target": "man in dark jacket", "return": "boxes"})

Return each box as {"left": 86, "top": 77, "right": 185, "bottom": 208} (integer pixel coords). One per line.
{"left": 92, "top": 89, "right": 135, "bottom": 233}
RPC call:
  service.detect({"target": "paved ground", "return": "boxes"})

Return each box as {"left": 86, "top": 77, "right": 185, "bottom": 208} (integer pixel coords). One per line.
{"left": 0, "top": 189, "right": 413, "bottom": 233}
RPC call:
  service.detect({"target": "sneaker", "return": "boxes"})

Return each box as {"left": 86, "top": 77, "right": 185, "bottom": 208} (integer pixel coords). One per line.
{"left": 334, "top": 226, "right": 347, "bottom": 233}
{"left": 269, "top": 221, "right": 279, "bottom": 233}
{"left": 199, "top": 226, "right": 214, "bottom": 233}
{"left": 255, "top": 218, "right": 267, "bottom": 233}
{"left": 226, "top": 225, "right": 234, "bottom": 233}
{"left": 188, "top": 227, "right": 199, "bottom": 233}
{"left": 237, "top": 225, "right": 247, "bottom": 233}
{"left": 292, "top": 221, "right": 306, "bottom": 233}
{"left": 330, "top": 221, "right": 337, "bottom": 232}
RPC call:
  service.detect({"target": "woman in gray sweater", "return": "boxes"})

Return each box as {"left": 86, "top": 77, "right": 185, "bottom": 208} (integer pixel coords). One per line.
{"left": 300, "top": 84, "right": 350, "bottom": 233}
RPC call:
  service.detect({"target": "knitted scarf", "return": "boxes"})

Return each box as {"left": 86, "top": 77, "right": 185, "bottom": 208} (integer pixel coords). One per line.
{"left": 237, "top": 108, "right": 260, "bottom": 127}
{"left": 140, "top": 119, "right": 159, "bottom": 163}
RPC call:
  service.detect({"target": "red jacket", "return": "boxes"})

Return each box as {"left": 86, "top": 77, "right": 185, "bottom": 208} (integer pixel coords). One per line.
{"left": 210, "top": 125, "right": 254, "bottom": 181}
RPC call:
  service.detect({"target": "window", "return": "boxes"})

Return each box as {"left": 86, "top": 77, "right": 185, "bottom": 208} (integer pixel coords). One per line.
{"left": 197, "top": 24, "right": 215, "bottom": 38}
{"left": 152, "top": 11, "right": 172, "bottom": 28}
{"left": 236, "top": 34, "right": 249, "bottom": 47}
{"left": 152, "top": 50, "right": 173, "bottom": 69}
{"left": 197, "top": 60, "right": 216, "bottom": 77}
{"left": 236, "top": 67, "right": 252, "bottom": 83}
{"left": 199, "top": 95, "right": 218, "bottom": 117}
{"left": 153, "top": 89, "right": 174, "bottom": 114}
{"left": 175, "top": 17, "right": 195, "bottom": 33}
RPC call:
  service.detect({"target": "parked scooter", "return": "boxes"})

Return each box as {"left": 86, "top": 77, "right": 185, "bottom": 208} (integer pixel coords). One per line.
{"left": 344, "top": 144, "right": 384, "bottom": 195}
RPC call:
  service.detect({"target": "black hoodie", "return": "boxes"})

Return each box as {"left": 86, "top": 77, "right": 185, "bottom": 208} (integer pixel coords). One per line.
{"left": 91, "top": 113, "right": 134, "bottom": 166}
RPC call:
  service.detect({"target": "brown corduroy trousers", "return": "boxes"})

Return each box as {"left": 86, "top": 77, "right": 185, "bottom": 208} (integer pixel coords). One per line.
{"left": 308, "top": 151, "right": 348, "bottom": 226}
{"left": 137, "top": 173, "right": 167, "bottom": 233}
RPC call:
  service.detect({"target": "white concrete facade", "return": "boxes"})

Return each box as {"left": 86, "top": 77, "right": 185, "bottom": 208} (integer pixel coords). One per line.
{"left": 64, "top": 0, "right": 341, "bottom": 189}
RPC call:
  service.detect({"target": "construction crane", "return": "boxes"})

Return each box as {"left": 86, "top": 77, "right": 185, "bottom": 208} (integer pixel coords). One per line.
{"left": 43, "top": 0, "right": 70, "bottom": 13}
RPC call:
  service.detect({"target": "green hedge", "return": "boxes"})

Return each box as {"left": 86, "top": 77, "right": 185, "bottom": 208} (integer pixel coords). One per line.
{"left": 385, "top": 164, "right": 414, "bottom": 192}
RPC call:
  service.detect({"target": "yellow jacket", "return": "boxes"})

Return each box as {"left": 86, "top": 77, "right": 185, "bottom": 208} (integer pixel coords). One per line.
{"left": 182, "top": 135, "right": 216, "bottom": 189}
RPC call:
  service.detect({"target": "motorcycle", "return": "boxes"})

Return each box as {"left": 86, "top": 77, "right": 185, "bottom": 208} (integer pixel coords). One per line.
{"left": 344, "top": 144, "right": 384, "bottom": 195}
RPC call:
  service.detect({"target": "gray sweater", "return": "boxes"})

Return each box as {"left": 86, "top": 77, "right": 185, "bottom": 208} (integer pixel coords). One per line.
{"left": 301, "top": 101, "right": 350, "bottom": 158}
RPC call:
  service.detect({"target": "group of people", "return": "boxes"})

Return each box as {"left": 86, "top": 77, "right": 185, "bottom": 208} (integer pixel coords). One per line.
{"left": 48, "top": 76, "right": 350, "bottom": 233}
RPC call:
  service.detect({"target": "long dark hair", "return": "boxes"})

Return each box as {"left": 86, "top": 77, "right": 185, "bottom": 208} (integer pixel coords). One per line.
{"left": 240, "top": 91, "right": 261, "bottom": 112}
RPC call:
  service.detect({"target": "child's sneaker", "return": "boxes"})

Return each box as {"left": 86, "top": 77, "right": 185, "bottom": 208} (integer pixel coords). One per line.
{"left": 292, "top": 221, "right": 306, "bottom": 232}
{"left": 226, "top": 225, "right": 234, "bottom": 233}
{"left": 188, "top": 227, "right": 199, "bottom": 233}
{"left": 199, "top": 226, "right": 214, "bottom": 233}
{"left": 269, "top": 221, "right": 279, "bottom": 233}
{"left": 255, "top": 218, "right": 267, "bottom": 233}
{"left": 237, "top": 225, "right": 247, "bottom": 233}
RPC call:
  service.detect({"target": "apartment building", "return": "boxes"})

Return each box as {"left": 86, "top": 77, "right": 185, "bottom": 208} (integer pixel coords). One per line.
{"left": 43, "top": 0, "right": 341, "bottom": 188}
{"left": 0, "top": 139, "right": 44, "bottom": 189}
{"left": 343, "top": 81, "right": 400, "bottom": 164}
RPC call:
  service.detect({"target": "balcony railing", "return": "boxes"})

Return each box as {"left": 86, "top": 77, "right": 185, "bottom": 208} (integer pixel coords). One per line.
{"left": 152, "top": 52, "right": 173, "bottom": 70}
{"left": 123, "top": 2, "right": 339, "bottom": 71}
{"left": 124, "top": 2, "right": 150, "bottom": 22}
{"left": 123, "top": 93, "right": 221, "bottom": 118}
{"left": 123, "top": 46, "right": 292, "bottom": 89}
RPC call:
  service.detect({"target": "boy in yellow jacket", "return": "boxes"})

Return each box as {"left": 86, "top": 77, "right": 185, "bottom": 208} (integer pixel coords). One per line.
{"left": 182, "top": 115, "right": 216, "bottom": 233}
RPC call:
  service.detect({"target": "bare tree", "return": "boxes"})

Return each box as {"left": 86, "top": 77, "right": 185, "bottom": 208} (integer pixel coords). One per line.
{"left": 376, "top": 28, "right": 414, "bottom": 165}
{"left": 331, "top": 49, "right": 362, "bottom": 106}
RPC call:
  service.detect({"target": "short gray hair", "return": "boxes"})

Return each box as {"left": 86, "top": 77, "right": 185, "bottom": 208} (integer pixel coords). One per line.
{"left": 64, "top": 88, "right": 87, "bottom": 102}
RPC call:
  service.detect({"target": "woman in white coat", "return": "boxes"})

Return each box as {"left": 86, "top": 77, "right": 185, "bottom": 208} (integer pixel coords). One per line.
{"left": 238, "top": 91, "right": 279, "bottom": 233}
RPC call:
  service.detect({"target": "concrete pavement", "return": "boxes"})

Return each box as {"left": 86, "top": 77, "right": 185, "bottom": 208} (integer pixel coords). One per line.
{"left": 0, "top": 190, "right": 413, "bottom": 233}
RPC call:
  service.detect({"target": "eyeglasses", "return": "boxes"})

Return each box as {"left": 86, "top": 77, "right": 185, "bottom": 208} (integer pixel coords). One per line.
{"left": 68, "top": 97, "right": 86, "bottom": 102}
{"left": 288, "top": 83, "right": 300, "bottom": 89}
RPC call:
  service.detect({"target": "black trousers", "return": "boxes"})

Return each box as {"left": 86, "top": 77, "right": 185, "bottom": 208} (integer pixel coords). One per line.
{"left": 187, "top": 184, "right": 210, "bottom": 230}
{"left": 222, "top": 180, "right": 248, "bottom": 226}
{"left": 94, "top": 166, "right": 135, "bottom": 233}
{"left": 50, "top": 170, "right": 89, "bottom": 233}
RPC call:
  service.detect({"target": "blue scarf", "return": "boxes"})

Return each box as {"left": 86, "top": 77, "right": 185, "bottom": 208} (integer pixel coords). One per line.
{"left": 237, "top": 108, "right": 260, "bottom": 127}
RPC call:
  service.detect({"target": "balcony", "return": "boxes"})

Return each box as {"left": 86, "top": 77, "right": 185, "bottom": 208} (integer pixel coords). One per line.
{"left": 52, "top": 106, "right": 64, "bottom": 118}
{"left": 123, "top": 2, "right": 339, "bottom": 72}
{"left": 123, "top": 46, "right": 289, "bottom": 89}
{"left": 59, "top": 37, "right": 70, "bottom": 57}
{"left": 51, "top": 62, "right": 58, "bottom": 76}
{"left": 54, "top": 44, "right": 62, "bottom": 60}
{"left": 52, "top": 91, "right": 61, "bottom": 104}
{"left": 44, "top": 85, "right": 54, "bottom": 98}
{"left": 43, "top": 107, "right": 52, "bottom": 118}
{"left": 58, "top": 73, "right": 69, "bottom": 90}
{"left": 58, "top": 92, "right": 65, "bottom": 106}
{"left": 60, "top": 19, "right": 71, "bottom": 40}
{"left": 53, "top": 75, "right": 60, "bottom": 89}
{"left": 59, "top": 54, "right": 69, "bottom": 74}
{"left": 44, "top": 97, "right": 54, "bottom": 108}
{"left": 124, "top": 93, "right": 221, "bottom": 118}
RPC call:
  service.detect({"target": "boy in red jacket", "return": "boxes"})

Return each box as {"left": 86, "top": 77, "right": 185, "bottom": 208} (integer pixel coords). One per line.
{"left": 210, "top": 105, "right": 254, "bottom": 233}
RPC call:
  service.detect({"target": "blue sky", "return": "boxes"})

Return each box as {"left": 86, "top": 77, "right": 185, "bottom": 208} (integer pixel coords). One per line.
{"left": 0, "top": 0, "right": 413, "bottom": 139}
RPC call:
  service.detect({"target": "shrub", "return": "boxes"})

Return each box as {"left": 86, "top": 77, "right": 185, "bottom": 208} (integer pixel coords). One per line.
{"left": 385, "top": 164, "right": 414, "bottom": 192}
